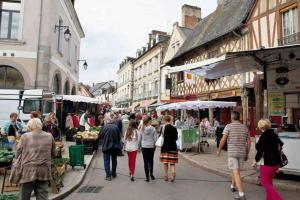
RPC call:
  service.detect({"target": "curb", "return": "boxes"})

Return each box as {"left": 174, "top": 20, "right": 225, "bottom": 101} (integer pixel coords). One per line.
{"left": 179, "top": 152, "right": 300, "bottom": 193}
{"left": 50, "top": 152, "right": 96, "bottom": 200}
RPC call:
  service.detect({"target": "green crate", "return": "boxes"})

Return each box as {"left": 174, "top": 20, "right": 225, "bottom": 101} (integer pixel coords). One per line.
{"left": 69, "top": 145, "right": 86, "bottom": 169}
{"left": 182, "top": 129, "right": 198, "bottom": 143}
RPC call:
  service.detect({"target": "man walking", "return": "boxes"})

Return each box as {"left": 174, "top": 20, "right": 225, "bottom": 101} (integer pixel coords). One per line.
{"left": 99, "top": 115, "right": 121, "bottom": 181}
{"left": 217, "top": 111, "right": 251, "bottom": 200}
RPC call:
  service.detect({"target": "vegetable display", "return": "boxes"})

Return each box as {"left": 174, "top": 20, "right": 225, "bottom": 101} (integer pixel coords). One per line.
{"left": 0, "top": 194, "right": 18, "bottom": 200}
{"left": 76, "top": 131, "right": 99, "bottom": 139}
{"left": 0, "top": 150, "right": 15, "bottom": 163}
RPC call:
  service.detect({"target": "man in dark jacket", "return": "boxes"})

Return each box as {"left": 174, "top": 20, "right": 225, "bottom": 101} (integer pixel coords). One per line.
{"left": 99, "top": 116, "right": 121, "bottom": 181}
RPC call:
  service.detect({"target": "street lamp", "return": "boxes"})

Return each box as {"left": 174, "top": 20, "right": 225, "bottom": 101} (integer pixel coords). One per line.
{"left": 78, "top": 59, "right": 88, "bottom": 70}
{"left": 54, "top": 25, "right": 71, "bottom": 41}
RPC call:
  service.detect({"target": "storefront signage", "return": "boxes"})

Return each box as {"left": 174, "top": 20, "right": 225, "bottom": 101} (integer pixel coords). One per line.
{"left": 268, "top": 93, "right": 285, "bottom": 116}
{"left": 184, "top": 72, "right": 195, "bottom": 84}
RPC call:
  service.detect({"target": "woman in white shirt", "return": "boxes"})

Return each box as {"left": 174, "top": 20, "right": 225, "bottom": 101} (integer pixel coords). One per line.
{"left": 124, "top": 120, "right": 141, "bottom": 181}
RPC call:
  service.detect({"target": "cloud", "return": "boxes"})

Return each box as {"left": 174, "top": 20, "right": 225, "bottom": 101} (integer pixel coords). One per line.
{"left": 75, "top": 0, "right": 217, "bottom": 85}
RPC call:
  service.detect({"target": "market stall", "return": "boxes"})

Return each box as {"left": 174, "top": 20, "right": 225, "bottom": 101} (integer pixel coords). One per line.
{"left": 156, "top": 100, "right": 236, "bottom": 152}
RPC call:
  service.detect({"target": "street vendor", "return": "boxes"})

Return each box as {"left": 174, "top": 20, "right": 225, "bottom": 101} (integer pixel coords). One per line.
{"left": 79, "top": 110, "right": 94, "bottom": 131}
{"left": 185, "top": 113, "right": 195, "bottom": 127}
{"left": 3, "top": 113, "right": 23, "bottom": 138}
{"left": 42, "top": 116, "right": 61, "bottom": 141}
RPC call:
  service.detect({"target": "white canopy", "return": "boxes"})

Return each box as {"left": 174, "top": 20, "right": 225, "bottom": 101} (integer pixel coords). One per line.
{"left": 156, "top": 100, "right": 236, "bottom": 111}
{"left": 62, "top": 95, "right": 106, "bottom": 104}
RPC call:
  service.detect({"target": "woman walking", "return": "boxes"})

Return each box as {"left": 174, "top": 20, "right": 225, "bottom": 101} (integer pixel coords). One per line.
{"left": 252, "top": 119, "right": 283, "bottom": 200}
{"left": 160, "top": 115, "right": 178, "bottom": 182}
{"left": 124, "top": 120, "right": 141, "bottom": 181}
{"left": 140, "top": 116, "right": 157, "bottom": 182}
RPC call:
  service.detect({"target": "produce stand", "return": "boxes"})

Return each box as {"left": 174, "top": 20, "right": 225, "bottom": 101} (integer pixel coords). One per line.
{"left": 51, "top": 158, "right": 69, "bottom": 192}
{"left": 75, "top": 129, "right": 100, "bottom": 155}
{"left": 157, "top": 100, "right": 236, "bottom": 153}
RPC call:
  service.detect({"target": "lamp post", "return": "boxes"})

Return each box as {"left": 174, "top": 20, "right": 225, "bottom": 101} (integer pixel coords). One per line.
{"left": 54, "top": 25, "right": 71, "bottom": 41}
{"left": 78, "top": 59, "right": 88, "bottom": 70}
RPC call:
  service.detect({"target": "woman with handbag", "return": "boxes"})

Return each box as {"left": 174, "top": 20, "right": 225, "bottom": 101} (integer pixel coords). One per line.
{"left": 160, "top": 115, "right": 178, "bottom": 182}
{"left": 140, "top": 116, "right": 157, "bottom": 182}
{"left": 124, "top": 120, "right": 141, "bottom": 182}
{"left": 251, "top": 119, "right": 283, "bottom": 200}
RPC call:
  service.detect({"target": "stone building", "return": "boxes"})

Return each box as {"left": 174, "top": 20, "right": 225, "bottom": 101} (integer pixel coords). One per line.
{"left": 132, "top": 30, "right": 169, "bottom": 111}
{"left": 0, "top": 0, "right": 84, "bottom": 95}
{"left": 116, "top": 57, "right": 135, "bottom": 108}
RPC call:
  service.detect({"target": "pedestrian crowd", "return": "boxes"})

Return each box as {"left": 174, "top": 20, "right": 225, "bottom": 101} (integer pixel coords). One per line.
{"left": 0, "top": 109, "right": 286, "bottom": 200}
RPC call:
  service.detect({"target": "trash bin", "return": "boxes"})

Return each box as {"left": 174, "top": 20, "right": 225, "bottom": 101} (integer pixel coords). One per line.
{"left": 69, "top": 145, "right": 86, "bottom": 169}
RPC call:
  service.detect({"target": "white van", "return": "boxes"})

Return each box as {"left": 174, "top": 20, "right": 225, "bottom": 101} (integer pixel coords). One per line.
{"left": 0, "top": 89, "right": 56, "bottom": 131}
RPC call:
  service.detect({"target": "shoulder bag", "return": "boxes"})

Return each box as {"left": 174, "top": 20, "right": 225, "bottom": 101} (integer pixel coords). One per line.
{"left": 279, "top": 144, "right": 288, "bottom": 168}
{"left": 155, "top": 125, "right": 165, "bottom": 148}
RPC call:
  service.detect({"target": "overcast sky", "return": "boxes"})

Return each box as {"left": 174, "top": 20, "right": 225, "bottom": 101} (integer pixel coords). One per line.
{"left": 75, "top": 0, "right": 218, "bottom": 85}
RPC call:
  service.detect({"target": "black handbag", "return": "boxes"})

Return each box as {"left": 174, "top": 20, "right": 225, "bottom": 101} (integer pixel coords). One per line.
{"left": 279, "top": 145, "right": 288, "bottom": 168}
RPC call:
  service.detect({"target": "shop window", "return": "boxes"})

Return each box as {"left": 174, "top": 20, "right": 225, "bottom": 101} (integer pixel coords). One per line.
{"left": 280, "top": 7, "right": 299, "bottom": 45}
{"left": 63, "top": 81, "right": 69, "bottom": 95}
{"left": 0, "top": 0, "right": 21, "bottom": 40}
{"left": 0, "top": 65, "right": 24, "bottom": 89}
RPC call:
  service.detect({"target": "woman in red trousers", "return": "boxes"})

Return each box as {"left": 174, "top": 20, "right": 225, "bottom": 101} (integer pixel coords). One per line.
{"left": 252, "top": 119, "right": 283, "bottom": 200}
{"left": 124, "top": 120, "right": 141, "bottom": 181}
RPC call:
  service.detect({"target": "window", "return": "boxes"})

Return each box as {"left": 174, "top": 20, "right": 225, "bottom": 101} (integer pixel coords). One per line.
{"left": 281, "top": 7, "right": 299, "bottom": 45}
{"left": 52, "top": 74, "right": 61, "bottom": 94}
{"left": 23, "top": 100, "right": 41, "bottom": 114}
{"left": 0, "top": 65, "right": 24, "bottom": 89}
{"left": 57, "top": 19, "right": 63, "bottom": 53}
{"left": 67, "top": 40, "right": 71, "bottom": 66}
{"left": 154, "top": 81, "right": 159, "bottom": 96}
{"left": 0, "top": 0, "right": 21, "bottom": 39}
{"left": 177, "top": 71, "right": 184, "bottom": 83}
{"left": 74, "top": 45, "right": 78, "bottom": 71}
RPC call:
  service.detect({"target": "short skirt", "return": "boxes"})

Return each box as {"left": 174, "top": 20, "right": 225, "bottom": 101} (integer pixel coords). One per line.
{"left": 160, "top": 151, "right": 178, "bottom": 164}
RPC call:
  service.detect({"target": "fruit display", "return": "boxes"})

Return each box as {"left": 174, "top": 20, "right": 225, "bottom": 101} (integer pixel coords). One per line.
{"left": 89, "top": 126, "right": 101, "bottom": 132}
{"left": 76, "top": 131, "right": 99, "bottom": 139}
{"left": 0, "top": 150, "right": 15, "bottom": 164}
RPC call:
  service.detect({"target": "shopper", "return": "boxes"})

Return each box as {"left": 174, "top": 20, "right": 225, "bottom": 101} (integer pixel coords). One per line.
{"left": 3, "top": 113, "right": 23, "bottom": 138}
{"left": 42, "top": 116, "right": 61, "bottom": 141}
{"left": 252, "top": 119, "right": 283, "bottom": 200}
{"left": 140, "top": 116, "right": 157, "bottom": 182}
{"left": 10, "top": 118, "right": 55, "bottom": 200}
{"left": 217, "top": 111, "right": 251, "bottom": 200}
{"left": 160, "top": 115, "right": 178, "bottom": 182}
{"left": 124, "top": 120, "right": 141, "bottom": 181}
{"left": 99, "top": 116, "right": 121, "bottom": 181}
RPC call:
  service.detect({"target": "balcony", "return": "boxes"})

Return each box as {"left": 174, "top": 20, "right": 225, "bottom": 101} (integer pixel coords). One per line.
{"left": 278, "top": 32, "right": 300, "bottom": 46}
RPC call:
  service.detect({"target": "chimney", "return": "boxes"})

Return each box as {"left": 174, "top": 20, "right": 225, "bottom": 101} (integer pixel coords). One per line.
{"left": 181, "top": 4, "right": 201, "bottom": 29}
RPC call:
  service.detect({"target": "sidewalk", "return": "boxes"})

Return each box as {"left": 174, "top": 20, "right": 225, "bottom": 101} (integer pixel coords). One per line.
{"left": 48, "top": 141, "right": 95, "bottom": 200}
{"left": 179, "top": 138, "right": 300, "bottom": 193}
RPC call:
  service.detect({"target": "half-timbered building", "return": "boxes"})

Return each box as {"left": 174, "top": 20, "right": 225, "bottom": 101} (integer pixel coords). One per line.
{"left": 166, "top": 0, "right": 255, "bottom": 125}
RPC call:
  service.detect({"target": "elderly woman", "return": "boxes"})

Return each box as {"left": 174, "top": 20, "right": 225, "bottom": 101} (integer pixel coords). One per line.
{"left": 10, "top": 118, "right": 55, "bottom": 200}
{"left": 252, "top": 119, "right": 283, "bottom": 200}
{"left": 3, "top": 113, "right": 23, "bottom": 138}
{"left": 42, "top": 116, "right": 61, "bottom": 141}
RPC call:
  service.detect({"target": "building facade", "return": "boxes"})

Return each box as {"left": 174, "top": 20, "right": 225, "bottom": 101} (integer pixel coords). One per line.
{"left": 90, "top": 81, "right": 116, "bottom": 104}
{"left": 116, "top": 57, "right": 135, "bottom": 108}
{"left": 247, "top": 0, "right": 300, "bottom": 126}
{"left": 0, "top": 0, "right": 84, "bottom": 95}
{"left": 161, "top": 5, "right": 199, "bottom": 101}
{"left": 132, "top": 30, "right": 169, "bottom": 110}
{"left": 167, "top": 0, "right": 255, "bottom": 124}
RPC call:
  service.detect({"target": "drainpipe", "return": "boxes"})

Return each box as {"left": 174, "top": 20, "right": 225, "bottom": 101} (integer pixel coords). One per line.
{"left": 35, "top": 0, "right": 43, "bottom": 89}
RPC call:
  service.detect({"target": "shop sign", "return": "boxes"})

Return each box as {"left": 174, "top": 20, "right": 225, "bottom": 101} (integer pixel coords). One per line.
{"left": 268, "top": 93, "right": 285, "bottom": 116}
{"left": 184, "top": 72, "right": 195, "bottom": 84}
{"left": 267, "top": 66, "right": 300, "bottom": 92}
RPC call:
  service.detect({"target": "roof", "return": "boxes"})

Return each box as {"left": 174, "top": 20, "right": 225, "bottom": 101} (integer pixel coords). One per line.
{"left": 178, "top": 26, "right": 193, "bottom": 38}
{"left": 169, "top": 0, "right": 255, "bottom": 64}
{"left": 89, "top": 81, "right": 115, "bottom": 96}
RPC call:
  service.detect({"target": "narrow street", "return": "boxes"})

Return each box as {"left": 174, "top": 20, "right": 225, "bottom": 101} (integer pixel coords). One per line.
{"left": 66, "top": 151, "right": 299, "bottom": 200}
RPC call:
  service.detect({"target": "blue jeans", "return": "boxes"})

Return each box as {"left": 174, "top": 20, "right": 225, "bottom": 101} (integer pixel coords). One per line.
{"left": 103, "top": 149, "right": 118, "bottom": 177}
